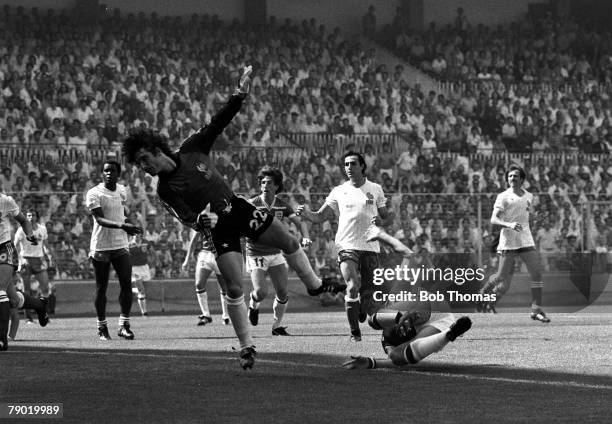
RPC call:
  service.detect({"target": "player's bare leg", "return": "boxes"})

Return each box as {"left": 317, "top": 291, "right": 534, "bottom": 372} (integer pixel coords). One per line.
{"left": 268, "top": 263, "right": 290, "bottom": 336}
{"left": 8, "top": 307, "right": 19, "bottom": 341}
{"left": 2, "top": 265, "right": 48, "bottom": 329}
{"left": 216, "top": 251, "right": 256, "bottom": 369}
{"left": 195, "top": 267, "right": 213, "bottom": 325}
{"left": 216, "top": 275, "right": 230, "bottom": 324}
{"left": 132, "top": 279, "right": 148, "bottom": 316}
{"left": 477, "top": 253, "right": 515, "bottom": 313}
{"left": 257, "top": 219, "right": 346, "bottom": 295}
{"left": 520, "top": 249, "right": 550, "bottom": 323}
{"left": 340, "top": 259, "right": 362, "bottom": 342}
{"left": 248, "top": 268, "right": 268, "bottom": 327}
{"left": 389, "top": 318, "right": 472, "bottom": 365}
{"left": 0, "top": 289, "right": 8, "bottom": 350}
{"left": 113, "top": 254, "right": 135, "bottom": 340}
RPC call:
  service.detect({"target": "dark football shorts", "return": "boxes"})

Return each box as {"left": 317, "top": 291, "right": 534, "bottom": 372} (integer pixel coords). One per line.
{"left": 213, "top": 196, "right": 274, "bottom": 255}
{"left": 21, "top": 256, "right": 48, "bottom": 274}
{"left": 500, "top": 246, "right": 536, "bottom": 255}
{"left": 0, "top": 241, "right": 19, "bottom": 269}
{"left": 89, "top": 248, "right": 130, "bottom": 263}
{"left": 337, "top": 249, "right": 380, "bottom": 295}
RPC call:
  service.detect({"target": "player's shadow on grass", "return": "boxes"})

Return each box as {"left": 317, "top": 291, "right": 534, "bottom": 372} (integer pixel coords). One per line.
{"left": 11, "top": 345, "right": 612, "bottom": 389}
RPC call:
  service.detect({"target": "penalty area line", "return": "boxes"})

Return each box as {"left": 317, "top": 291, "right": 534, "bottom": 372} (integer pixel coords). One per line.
{"left": 11, "top": 349, "right": 612, "bottom": 391}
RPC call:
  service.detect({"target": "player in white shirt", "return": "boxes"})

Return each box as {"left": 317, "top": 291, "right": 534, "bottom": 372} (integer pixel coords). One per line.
{"left": 14, "top": 209, "right": 53, "bottom": 324}
{"left": 86, "top": 161, "right": 143, "bottom": 341}
{"left": 478, "top": 165, "right": 550, "bottom": 322}
{"left": 0, "top": 193, "right": 49, "bottom": 351}
{"left": 298, "top": 151, "right": 392, "bottom": 341}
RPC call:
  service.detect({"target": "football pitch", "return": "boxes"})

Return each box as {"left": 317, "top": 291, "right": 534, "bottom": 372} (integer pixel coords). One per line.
{"left": 1, "top": 309, "right": 611, "bottom": 424}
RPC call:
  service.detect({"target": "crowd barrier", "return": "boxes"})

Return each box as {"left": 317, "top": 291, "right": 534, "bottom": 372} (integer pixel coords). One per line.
{"left": 1, "top": 138, "right": 608, "bottom": 167}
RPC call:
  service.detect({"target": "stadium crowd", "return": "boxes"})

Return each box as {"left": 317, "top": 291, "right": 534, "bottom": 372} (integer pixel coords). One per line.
{"left": 0, "top": 5, "right": 611, "bottom": 279}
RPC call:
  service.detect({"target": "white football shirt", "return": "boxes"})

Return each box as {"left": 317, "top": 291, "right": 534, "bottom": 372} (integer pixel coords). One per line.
{"left": 0, "top": 194, "right": 19, "bottom": 244}
{"left": 15, "top": 223, "right": 47, "bottom": 257}
{"left": 325, "top": 179, "right": 386, "bottom": 252}
{"left": 493, "top": 188, "right": 535, "bottom": 250}
{"left": 86, "top": 183, "right": 129, "bottom": 252}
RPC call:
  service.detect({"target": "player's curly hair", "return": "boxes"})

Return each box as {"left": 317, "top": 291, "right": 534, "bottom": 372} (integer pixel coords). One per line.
{"left": 257, "top": 166, "right": 284, "bottom": 193}
{"left": 122, "top": 129, "right": 175, "bottom": 163}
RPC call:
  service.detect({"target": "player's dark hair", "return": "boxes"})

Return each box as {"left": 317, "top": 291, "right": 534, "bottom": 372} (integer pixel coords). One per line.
{"left": 505, "top": 164, "right": 526, "bottom": 184}
{"left": 343, "top": 151, "right": 367, "bottom": 173}
{"left": 122, "top": 129, "right": 175, "bottom": 163}
{"left": 26, "top": 207, "right": 40, "bottom": 219}
{"left": 258, "top": 166, "right": 284, "bottom": 193}
{"left": 103, "top": 160, "right": 122, "bottom": 175}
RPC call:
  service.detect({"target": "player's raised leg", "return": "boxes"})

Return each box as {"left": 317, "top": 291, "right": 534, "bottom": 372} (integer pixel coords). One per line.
{"left": 257, "top": 219, "right": 346, "bottom": 295}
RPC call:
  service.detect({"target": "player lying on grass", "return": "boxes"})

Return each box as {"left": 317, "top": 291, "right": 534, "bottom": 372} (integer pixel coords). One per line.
{"left": 342, "top": 227, "right": 472, "bottom": 369}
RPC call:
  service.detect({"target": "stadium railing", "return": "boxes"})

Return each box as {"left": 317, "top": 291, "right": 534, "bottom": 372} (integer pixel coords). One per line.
{"left": 1, "top": 138, "right": 609, "bottom": 166}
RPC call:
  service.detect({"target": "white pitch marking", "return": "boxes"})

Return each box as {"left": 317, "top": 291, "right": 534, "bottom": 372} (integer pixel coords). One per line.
{"left": 11, "top": 349, "right": 612, "bottom": 391}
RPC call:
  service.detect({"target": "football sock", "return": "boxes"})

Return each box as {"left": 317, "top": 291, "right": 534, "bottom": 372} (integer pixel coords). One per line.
{"left": 0, "top": 291, "right": 9, "bottom": 348}
{"left": 219, "top": 290, "right": 229, "bottom": 319}
{"left": 137, "top": 295, "right": 147, "bottom": 314}
{"left": 226, "top": 295, "right": 253, "bottom": 348}
{"left": 530, "top": 281, "right": 543, "bottom": 309}
{"left": 48, "top": 293, "right": 56, "bottom": 314}
{"left": 405, "top": 332, "right": 448, "bottom": 363}
{"left": 368, "top": 310, "right": 402, "bottom": 330}
{"left": 97, "top": 319, "right": 108, "bottom": 329}
{"left": 345, "top": 295, "right": 361, "bottom": 333}
{"left": 196, "top": 289, "right": 210, "bottom": 316}
{"left": 272, "top": 296, "right": 288, "bottom": 328}
{"left": 119, "top": 315, "right": 130, "bottom": 327}
{"left": 249, "top": 292, "right": 263, "bottom": 310}
{"left": 283, "top": 248, "right": 321, "bottom": 290}
{"left": 9, "top": 308, "right": 19, "bottom": 339}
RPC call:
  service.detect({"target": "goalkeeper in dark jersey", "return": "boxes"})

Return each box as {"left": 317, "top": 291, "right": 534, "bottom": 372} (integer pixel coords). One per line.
{"left": 122, "top": 66, "right": 346, "bottom": 369}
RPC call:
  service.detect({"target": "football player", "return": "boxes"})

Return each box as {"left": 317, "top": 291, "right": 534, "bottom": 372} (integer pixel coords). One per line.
{"left": 343, "top": 227, "right": 472, "bottom": 369}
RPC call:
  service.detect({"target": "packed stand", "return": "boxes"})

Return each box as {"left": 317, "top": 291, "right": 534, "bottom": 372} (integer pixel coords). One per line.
{"left": 0, "top": 6, "right": 610, "bottom": 278}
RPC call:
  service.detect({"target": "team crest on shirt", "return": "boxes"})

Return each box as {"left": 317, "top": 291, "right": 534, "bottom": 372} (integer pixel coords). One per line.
{"left": 275, "top": 210, "right": 283, "bottom": 220}
{"left": 366, "top": 192, "right": 374, "bottom": 205}
{"left": 196, "top": 162, "right": 212, "bottom": 179}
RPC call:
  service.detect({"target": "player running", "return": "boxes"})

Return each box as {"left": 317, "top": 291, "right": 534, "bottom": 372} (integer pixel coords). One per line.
{"left": 477, "top": 165, "right": 550, "bottom": 322}
{"left": 122, "top": 66, "right": 345, "bottom": 369}
{"left": 246, "top": 166, "right": 312, "bottom": 336}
